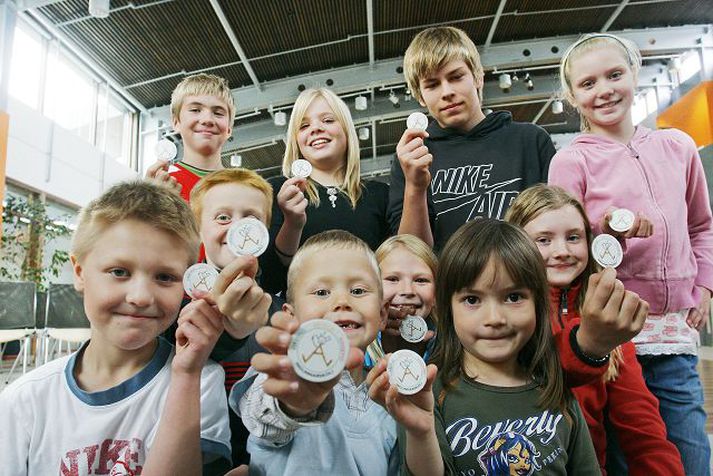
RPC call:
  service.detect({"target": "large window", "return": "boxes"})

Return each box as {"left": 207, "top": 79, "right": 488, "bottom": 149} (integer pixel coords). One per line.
{"left": 8, "top": 23, "right": 44, "bottom": 109}
{"left": 43, "top": 47, "right": 96, "bottom": 143}
{"left": 6, "top": 19, "right": 139, "bottom": 169}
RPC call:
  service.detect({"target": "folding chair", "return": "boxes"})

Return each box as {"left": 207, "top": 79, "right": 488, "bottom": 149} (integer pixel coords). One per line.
{"left": 43, "top": 283, "right": 91, "bottom": 364}
{"left": 0, "top": 282, "right": 37, "bottom": 383}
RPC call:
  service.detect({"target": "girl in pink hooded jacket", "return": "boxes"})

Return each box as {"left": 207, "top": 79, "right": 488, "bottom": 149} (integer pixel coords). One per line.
{"left": 549, "top": 33, "right": 713, "bottom": 475}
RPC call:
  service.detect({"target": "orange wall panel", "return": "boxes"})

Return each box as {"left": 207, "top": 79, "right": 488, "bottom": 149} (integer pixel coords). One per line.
{"left": 657, "top": 81, "right": 713, "bottom": 148}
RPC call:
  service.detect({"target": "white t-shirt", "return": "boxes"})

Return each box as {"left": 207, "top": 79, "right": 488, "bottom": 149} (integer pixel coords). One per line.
{"left": 0, "top": 337, "right": 231, "bottom": 475}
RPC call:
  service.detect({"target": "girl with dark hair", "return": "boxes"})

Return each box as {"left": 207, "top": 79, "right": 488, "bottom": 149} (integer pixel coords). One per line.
{"left": 368, "top": 219, "right": 599, "bottom": 475}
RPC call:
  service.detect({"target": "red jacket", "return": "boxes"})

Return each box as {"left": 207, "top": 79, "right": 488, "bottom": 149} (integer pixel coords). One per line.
{"left": 551, "top": 285, "right": 683, "bottom": 475}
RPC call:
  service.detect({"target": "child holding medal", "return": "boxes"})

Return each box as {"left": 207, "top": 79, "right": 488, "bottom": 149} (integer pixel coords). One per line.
{"left": 507, "top": 184, "right": 683, "bottom": 475}
{"left": 368, "top": 219, "right": 599, "bottom": 475}
{"left": 549, "top": 33, "right": 713, "bottom": 472}
{"left": 261, "top": 88, "right": 390, "bottom": 295}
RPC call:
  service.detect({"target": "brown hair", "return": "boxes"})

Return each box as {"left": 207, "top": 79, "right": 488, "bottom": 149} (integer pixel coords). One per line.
{"left": 72, "top": 180, "right": 199, "bottom": 265}
{"left": 433, "top": 218, "right": 570, "bottom": 415}
{"left": 506, "top": 184, "right": 623, "bottom": 381}
{"left": 189, "top": 168, "right": 273, "bottom": 225}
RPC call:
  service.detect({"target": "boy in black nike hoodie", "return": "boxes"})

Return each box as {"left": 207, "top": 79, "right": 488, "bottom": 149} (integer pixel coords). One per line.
{"left": 388, "top": 26, "right": 555, "bottom": 250}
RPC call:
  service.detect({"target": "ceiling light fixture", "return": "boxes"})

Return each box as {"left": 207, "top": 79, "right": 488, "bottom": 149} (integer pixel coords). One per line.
{"left": 88, "top": 0, "right": 110, "bottom": 18}
{"left": 551, "top": 100, "right": 563, "bottom": 115}
{"left": 274, "top": 111, "right": 287, "bottom": 127}
{"left": 355, "top": 95, "right": 368, "bottom": 111}
{"left": 499, "top": 73, "right": 512, "bottom": 92}
{"left": 358, "top": 127, "right": 370, "bottom": 140}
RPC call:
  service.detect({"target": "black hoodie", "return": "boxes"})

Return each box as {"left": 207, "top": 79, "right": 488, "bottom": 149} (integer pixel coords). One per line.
{"left": 387, "top": 111, "right": 555, "bottom": 249}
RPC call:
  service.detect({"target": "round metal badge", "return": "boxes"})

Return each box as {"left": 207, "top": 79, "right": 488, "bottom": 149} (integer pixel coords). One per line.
{"left": 591, "top": 234, "right": 623, "bottom": 268}
{"left": 399, "top": 315, "right": 428, "bottom": 343}
{"left": 406, "top": 112, "right": 429, "bottom": 131}
{"left": 291, "top": 159, "right": 313, "bottom": 178}
{"left": 609, "top": 208, "right": 636, "bottom": 233}
{"left": 226, "top": 217, "right": 270, "bottom": 257}
{"left": 156, "top": 139, "right": 178, "bottom": 163}
{"left": 288, "top": 319, "right": 350, "bottom": 383}
{"left": 387, "top": 349, "right": 427, "bottom": 395}
{"left": 183, "top": 263, "right": 219, "bottom": 299}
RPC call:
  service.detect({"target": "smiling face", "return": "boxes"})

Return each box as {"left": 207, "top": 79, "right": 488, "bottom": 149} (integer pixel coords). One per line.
{"left": 286, "top": 247, "right": 386, "bottom": 351}
{"left": 199, "top": 182, "right": 269, "bottom": 269}
{"left": 418, "top": 59, "right": 485, "bottom": 132}
{"left": 380, "top": 246, "right": 435, "bottom": 318}
{"left": 172, "top": 94, "right": 232, "bottom": 158}
{"left": 567, "top": 45, "right": 636, "bottom": 135}
{"left": 451, "top": 256, "right": 536, "bottom": 384}
{"left": 522, "top": 205, "right": 589, "bottom": 289}
{"left": 296, "top": 96, "right": 348, "bottom": 169}
{"left": 72, "top": 219, "right": 189, "bottom": 353}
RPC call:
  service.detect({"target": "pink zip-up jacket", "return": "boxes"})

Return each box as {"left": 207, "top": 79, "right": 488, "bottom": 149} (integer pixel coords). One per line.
{"left": 548, "top": 126, "right": 713, "bottom": 314}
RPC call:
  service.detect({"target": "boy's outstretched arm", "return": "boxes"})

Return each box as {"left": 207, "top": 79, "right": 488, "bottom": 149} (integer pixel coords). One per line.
{"left": 367, "top": 356, "right": 443, "bottom": 476}
{"left": 143, "top": 299, "right": 224, "bottom": 476}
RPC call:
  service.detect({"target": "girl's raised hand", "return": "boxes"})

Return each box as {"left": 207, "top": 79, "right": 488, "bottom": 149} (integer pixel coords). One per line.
{"left": 367, "top": 355, "right": 438, "bottom": 436}
{"left": 602, "top": 207, "right": 654, "bottom": 239}
{"left": 277, "top": 177, "right": 308, "bottom": 228}
{"left": 578, "top": 267, "right": 649, "bottom": 358}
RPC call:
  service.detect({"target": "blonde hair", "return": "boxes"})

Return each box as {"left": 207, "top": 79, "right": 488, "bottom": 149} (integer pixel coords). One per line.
{"left": 72, "top": 181, "right": 199, "bottom": 265}
{"left": 286, "top": 230, "right": 381, "bottom": 303}
{"left": 170, "top": 73, "right": 235, "bottom": 124}
{"left": 559, "top": 33, "right": 642, "bottom": 132}
{"left": 283, "top": 88, "right": 362, "bottom": 208}
{"left": 189, "top": 168, "right": 273, "bottom": 225}
{"left": 506, "top": 184, "right": 624, "bottom": 382}
{"left": 404, "top": 26, "right": 484, "bottom": 104}
{"left": 376, "top": 234, "right": 438, "bottom": 323}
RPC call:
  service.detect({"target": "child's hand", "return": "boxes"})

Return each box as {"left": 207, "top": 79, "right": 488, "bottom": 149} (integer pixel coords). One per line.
{"left": 578, "top": 268, "right": 649, "bottom": 358}
{"left": 687, "top": 286, "right": 711, "bottom": 330}
{"left": 277, "top": 177, "right": 308, "bottom": 228}
{"left": 367, "top": 355, "right": 438, "bottom": 436}
{"left": 213, "top": 255, "right": 272, "bottom": 339}
{"left": 145, "top": 160, "right": 182, "bottom": 194}
{"left": 396, "top": 129, "right": 432, "bottom": 191}
{"left": 173, "top": 298, "right": 225, "bottom": 375}
{"left": 252, "top": 311, "right": 364, "bottom": 417}
{"left": 383, "top": 304, "right": 436, "bottom": 341}
{"left": 601, "top": 207, "right": 653, "bottom": 239}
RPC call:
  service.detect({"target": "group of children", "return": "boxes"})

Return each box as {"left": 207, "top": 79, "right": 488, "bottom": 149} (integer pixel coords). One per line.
{"left": 0, "top": 24, "right": 711, "bottom": 476}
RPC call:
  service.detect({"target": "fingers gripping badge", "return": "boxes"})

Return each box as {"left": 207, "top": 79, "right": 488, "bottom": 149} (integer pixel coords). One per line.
{"left": 387, "top": 349, "right": 427, "bottom": 395}
{"left": 591, "top": 234, "right": 623, "bottom": 268}
{"left": 288, "top": 320, "right": 349, "bottom": 383}
{"left": 227, "top": 217, "right": 270, "bottom": 257}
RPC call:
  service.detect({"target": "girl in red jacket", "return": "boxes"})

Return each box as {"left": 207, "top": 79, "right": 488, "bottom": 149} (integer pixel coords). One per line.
{"left": 507, "top": 184, "right": 683, "bottom": 475}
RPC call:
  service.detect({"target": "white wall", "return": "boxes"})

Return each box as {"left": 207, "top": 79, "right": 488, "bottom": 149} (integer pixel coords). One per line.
{"left": 5, "top": 97, "right": 138, "bottom": 208}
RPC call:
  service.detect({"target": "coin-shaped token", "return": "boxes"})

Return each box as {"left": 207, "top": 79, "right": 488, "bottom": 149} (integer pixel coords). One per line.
{"left": 399, "top": 315, "right": 428, "bottom": 343}
{"left": 156, "top": 139, "right": 178, "bottom": 163}
{"left": 291, "top": 159, "right": 313, "bottom": 178}
{"left": 609, "top": 208, "right": 636, "bottom": 233}
{"left": 387, "top": 349, "right": 427, "bottom": 395}
{"left": 288, "top": 319, "right": 350, "bottom": 383}
{"left": 183, "top": 263, "right": 219, "bottom": 299}
{"left": 226, "top": 217, "right": 269, "bottom": 257}
{"left": 591, "top": 234, "right": 623, "bottom": 268}
{"left": 406, "top": 112, "right": 429, "bottom": 131}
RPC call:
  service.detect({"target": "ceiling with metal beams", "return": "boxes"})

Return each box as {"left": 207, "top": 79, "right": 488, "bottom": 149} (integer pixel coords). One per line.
{"left": 18, "top": 0, "right": 713, "bottom": 176}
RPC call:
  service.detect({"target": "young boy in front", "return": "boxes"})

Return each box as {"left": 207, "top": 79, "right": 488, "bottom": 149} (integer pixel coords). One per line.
{"left": 186, "top": 168, "right": 278, "bottom": 466}
{"left": 388, "top": 26, "right": 555, "bottom": 250}
{"left": 147, "top": 73, "right": 234, "bottom": 202}
{"left": 230, "top": 231, "right": 398, "bottom": 475}
{"left": 0, "top": 181, "right": 231, "bottom": 474}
